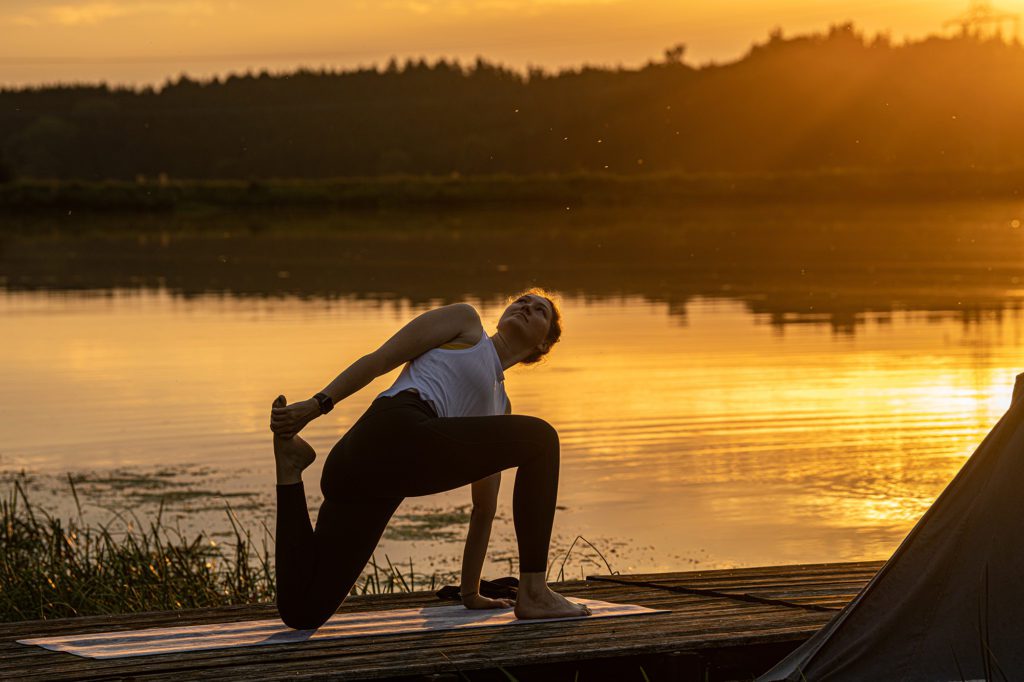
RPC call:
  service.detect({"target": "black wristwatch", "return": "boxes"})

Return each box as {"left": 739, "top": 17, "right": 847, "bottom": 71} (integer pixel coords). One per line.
{"left": 313, "top": 392, "right": 334, "bottom": 414}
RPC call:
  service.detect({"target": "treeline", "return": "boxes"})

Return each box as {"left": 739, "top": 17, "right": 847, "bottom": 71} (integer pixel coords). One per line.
{"left": 2, "top": 23, "right": 1024, "bottom": 181}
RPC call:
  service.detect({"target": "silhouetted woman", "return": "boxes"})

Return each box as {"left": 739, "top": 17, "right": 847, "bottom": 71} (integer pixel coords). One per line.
{"left": 270, "top": 288, "right": 591, "bottom": 629}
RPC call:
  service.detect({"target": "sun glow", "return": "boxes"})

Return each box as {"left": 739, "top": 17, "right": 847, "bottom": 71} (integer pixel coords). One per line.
{"left": 0, "top": 1, "right": 1007, "bottom": 87}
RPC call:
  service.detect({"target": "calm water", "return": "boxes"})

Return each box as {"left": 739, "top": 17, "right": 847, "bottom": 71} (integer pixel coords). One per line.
{"left": 2, "top": 202, "right": 1023, "bottom": 579}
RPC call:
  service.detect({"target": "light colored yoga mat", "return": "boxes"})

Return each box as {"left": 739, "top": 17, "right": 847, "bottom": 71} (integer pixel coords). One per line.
{"left": 18, "top": 598, "right": 668, "bottom": 659}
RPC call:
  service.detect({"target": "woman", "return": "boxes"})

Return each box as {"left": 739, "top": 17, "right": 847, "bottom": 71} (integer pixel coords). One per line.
{"left": 270, "top": 288, "right": 591, "bottom": 630}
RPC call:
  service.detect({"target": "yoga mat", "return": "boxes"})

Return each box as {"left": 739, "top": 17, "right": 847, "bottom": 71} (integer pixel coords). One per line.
{"left": 18, "top": 598, "right": 669, "bottom": 659}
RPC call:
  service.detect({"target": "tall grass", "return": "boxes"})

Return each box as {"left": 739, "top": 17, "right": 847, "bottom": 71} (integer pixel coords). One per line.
{"left": 0, "top": 478, "right": 444, "bottom": 623}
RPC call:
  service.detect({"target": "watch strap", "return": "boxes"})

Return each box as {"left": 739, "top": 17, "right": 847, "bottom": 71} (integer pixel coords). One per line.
{"left": 313, "top": 392, "right": 334, "bottom": 414}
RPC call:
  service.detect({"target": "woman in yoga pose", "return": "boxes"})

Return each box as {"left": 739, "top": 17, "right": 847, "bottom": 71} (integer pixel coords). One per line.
{"left": 270, "top": 288, "right": 591, "bottom": 629}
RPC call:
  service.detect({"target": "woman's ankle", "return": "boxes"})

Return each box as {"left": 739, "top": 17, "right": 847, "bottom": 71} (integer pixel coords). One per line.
{"left": 518, "top": 570, "right": 550, "bottom": 596}
{"left": 276, "top": 465, "right": 304, "bottom": 486}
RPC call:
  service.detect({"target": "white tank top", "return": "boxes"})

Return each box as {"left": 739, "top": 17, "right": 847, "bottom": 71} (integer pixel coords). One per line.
{"left": 376, "top": 331, "right": 509, "bottom": 418}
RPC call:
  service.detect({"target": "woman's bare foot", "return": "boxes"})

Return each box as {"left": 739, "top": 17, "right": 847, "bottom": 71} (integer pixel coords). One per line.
{"left": 514, "top": 573, "right": 592, "bottom": 620}
{"left": 273, "top": 395, "right": 316, "bottom": 485}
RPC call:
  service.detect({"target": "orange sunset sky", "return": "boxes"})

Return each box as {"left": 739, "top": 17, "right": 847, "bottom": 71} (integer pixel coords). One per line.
{"left": 1, "top": 1, "right": 1019, "bottom": 88}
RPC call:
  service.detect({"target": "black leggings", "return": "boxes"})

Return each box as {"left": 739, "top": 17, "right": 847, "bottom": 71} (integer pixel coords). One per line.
{"left": 275, "top": 389, "right": 561, "bottom": 630}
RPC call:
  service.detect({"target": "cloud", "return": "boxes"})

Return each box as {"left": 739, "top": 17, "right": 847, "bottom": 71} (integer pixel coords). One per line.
{"left": 48, "top": 2, "right": 127, "bottom": 25}
{"left": 6, "top": 15, "right": 41, "bottom": 27}
{"left": 391, "top": 0, "right": 623, "bottom": 13}
{"left": 24, "top": 1, "right": 216, "bottom": 27}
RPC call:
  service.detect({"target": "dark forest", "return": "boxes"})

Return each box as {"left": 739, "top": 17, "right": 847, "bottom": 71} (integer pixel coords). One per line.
{"left": 3, "top": 23, "right": 1024, "bottom": 181}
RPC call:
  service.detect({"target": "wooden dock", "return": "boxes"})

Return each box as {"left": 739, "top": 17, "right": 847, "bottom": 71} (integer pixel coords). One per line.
{"left": 0, "top": 560, "right": 884, "bottom": 681}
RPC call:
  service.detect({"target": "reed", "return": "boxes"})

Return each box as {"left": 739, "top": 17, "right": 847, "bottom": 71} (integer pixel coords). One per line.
{"left": 0, "top": 478, "right": 447, "bottom": 623}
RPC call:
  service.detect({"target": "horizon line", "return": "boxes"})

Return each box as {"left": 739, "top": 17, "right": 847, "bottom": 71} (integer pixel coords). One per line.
{"left": 2, "top": 21, "right": 1016, "bottom": 92}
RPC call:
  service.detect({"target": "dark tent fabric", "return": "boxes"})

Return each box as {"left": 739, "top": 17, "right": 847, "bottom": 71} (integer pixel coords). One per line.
{"left": 759, "top": 373, "right": 1024, "bottom": 682}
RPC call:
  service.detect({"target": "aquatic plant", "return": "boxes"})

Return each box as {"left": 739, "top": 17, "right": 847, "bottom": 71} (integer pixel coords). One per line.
{"left": 0, "top": 478, "right": 443, "bottom": 622}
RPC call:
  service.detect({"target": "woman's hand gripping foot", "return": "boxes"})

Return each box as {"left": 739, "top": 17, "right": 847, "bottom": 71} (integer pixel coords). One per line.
{"left": 271, "top": 395, "right": 316, "bottom": 485}
{"left": 270, "top": 394, "right": 321, "bottom": 439}
{"left": 514, "top": 572, "right": 592, "bottom": 620}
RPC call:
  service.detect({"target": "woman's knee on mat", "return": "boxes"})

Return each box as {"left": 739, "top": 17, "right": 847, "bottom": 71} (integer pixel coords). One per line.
{"left": 277, "top": 599, "right": 335, "bottom": 631}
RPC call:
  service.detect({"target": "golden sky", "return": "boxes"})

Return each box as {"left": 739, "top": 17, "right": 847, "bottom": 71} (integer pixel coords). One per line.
{"left": 0, "top": 0, "right": 1015, "bottom": 87}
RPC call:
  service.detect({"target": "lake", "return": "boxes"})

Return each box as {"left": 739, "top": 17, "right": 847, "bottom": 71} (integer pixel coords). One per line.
{"left": 2, "top": 201, "right": 1022, "bottom": 582}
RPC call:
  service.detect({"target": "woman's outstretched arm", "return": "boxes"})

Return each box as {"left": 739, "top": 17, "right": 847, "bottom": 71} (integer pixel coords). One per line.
{"left": 459, "top": 473, "right": 513, "bottom": 609}
{"left": 271, "top": 302, "right": 480, "bottom": 438}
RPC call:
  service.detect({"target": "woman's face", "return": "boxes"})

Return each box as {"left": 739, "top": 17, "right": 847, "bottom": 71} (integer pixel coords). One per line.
{"left": 498, "top": 294, "right": 553, "bottom": 349}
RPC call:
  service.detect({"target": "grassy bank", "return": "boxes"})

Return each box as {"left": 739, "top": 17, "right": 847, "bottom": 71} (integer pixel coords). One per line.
{"left": 0, "top": 479, "right": 449, "bottom": 623}
{"left": 2, "top": 168, "right": 1024, "bottom": 213}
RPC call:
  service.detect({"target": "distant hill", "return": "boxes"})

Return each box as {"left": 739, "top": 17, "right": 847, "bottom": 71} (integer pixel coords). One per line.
{"left": 2, "top": 23, "right": 1024, "bottom": 181}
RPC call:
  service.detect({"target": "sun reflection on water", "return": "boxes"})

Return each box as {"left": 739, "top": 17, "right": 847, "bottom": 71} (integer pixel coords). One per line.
{"left": 0, "top": 289, "right": 1021, "bottom": 572}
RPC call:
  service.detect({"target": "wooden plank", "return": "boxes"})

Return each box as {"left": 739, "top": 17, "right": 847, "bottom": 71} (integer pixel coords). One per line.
{"left": 0, "top": 563, "right": 873, "bottom": 680}
{"left": 7, "top": 611, "right": 828, "bottom": 682}
{"left": 588, "top": 559, "right": 884, "bottom": 612}
{"left": 597, "top": 561, "right": 884, "bottom": 590}
{"left": 3, "top": 615, "right": 793, "bottom": 675}
{"left": 607, "top": 559, "right": 885, "bottom": 582}
{"left": 3, "top": 610, "right": 821, "bottom": 679}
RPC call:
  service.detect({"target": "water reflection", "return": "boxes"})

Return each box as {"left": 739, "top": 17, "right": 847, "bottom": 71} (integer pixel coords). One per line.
{"left": 3, "top": 201, "right": 1022, "bottom": 334}
{"left": 1, "top": 284, "right": 1020, "bottom": 574}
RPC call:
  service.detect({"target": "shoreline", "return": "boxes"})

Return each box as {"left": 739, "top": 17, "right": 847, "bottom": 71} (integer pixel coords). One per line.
{"left": 2, "top": 168, "right": 1024, "bottom": 212}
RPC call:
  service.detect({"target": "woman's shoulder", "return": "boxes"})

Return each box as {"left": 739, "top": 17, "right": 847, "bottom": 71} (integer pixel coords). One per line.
{"left": 453, "top": 302, "right": 481, "bottom": 320}
{"left": 443, "top": 303, "right": 485, "bottom": 347}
